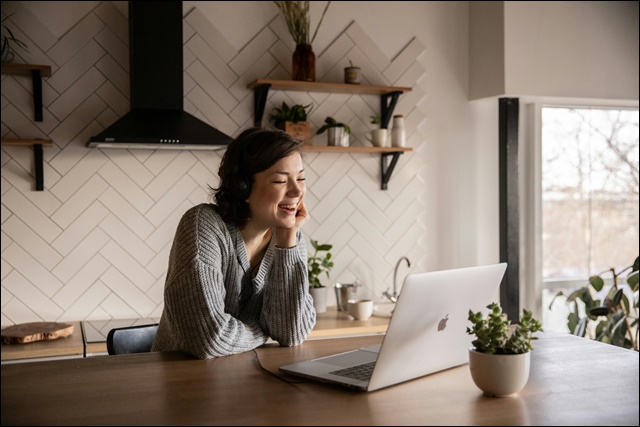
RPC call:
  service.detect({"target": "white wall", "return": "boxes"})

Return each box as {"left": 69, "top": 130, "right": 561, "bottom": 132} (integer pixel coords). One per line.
{"left": 504, "top": 1, "right": 639, "bottom": 100}
{"left": 3, "top": 1, "right": 637, "bottom": 326}
{"left": 2, "top": 1, "right": 481, "bottom": 325}
{"left": 470, "top": 1, "right": 639, "bottom": 100}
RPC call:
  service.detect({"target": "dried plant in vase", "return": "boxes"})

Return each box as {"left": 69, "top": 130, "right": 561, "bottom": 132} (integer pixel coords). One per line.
{"left": 274, "top": 1, "right": 331, "bottom": 81}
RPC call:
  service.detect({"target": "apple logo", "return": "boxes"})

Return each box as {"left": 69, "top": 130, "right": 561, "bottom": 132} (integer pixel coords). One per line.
{"left": 437, "top": 314, "right": 449, "bottom": 331}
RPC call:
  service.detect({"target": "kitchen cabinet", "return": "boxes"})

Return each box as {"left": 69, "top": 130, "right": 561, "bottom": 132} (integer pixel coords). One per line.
{"left": 1, "top": 63, "right": 53, "bottom": 191}
{"left": 248, "top": 79, "right": 413, "bottom": 190}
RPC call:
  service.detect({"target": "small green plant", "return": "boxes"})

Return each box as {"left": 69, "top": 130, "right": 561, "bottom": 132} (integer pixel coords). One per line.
{"left": 307, "top": 239, "right": 334, "bottom": 288}
{"left": 467, "top": 302, "right": 543, "bottom": 354}
{"left": 316, "top": 116, "right": 350, "bottom": 135}
{"left": 269, "top": 101, "right": 313, "bottom": 128}
{"left": 1, "top": 14, "right": 28, "bottom": 63}
{"left": 370, "top": 115, "right": 381, "bottom": 125}
{"left": 550, "top": 256, "right": 639, "bottom": 350}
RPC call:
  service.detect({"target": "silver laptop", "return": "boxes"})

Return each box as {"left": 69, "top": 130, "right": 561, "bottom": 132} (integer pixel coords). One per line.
{"left": 280, "top": 263, "right": 507, "bottom": 391}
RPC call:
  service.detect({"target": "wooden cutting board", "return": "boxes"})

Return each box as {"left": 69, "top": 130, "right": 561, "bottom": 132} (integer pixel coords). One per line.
{"left": 1, "top": 322, "right": 74, "bottom": 344}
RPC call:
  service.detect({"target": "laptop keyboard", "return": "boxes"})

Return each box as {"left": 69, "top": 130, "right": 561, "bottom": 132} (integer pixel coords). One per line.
{"left": 329, "top": 361, "right": 376, "bottom": 381}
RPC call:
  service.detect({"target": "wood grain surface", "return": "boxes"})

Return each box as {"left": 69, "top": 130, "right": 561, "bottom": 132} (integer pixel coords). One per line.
{"left": 1, "top": 322, "right": 74, "bottom": 344}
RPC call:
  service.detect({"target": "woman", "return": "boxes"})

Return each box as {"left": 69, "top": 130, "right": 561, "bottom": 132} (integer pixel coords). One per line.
{"left": 152, "top": 128, "right": 316, "bottom": 358}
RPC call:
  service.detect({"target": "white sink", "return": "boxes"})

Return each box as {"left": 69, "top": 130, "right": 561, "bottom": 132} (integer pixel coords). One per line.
{"left": 373, "top": 302, "right": 396, "bottom": 318}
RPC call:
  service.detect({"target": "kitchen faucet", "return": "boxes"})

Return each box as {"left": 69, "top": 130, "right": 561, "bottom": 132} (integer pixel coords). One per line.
{"left": 382, "top": 256, "right": 411, "bottom": 303}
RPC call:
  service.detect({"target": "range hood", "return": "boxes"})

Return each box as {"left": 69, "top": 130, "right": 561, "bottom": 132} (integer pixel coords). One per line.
{"left": 88, "top": 1, "right": 231, "bottom": 150}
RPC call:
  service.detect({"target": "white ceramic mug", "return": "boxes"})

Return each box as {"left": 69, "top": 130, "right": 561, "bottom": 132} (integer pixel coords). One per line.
{"left": 365, "top": 129, "right": 388, "bottom": 147}
{"left": 348, "top": 299, "right": 374, "bottom": 321}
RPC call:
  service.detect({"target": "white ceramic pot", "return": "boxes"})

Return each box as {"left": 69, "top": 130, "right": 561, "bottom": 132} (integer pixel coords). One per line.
{"left": 327, "top": 127, "right": 344, "bottom": 146}
{"left": 309, "top": 287, "right": 327, "bottom": 314}
{"left": 468, "top": 347, "right": 531, "bottom": 397}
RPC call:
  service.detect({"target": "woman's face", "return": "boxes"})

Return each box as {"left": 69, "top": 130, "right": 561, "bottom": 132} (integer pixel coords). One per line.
{"left": 247, "top": 152, "right": 306, "bottom": 230}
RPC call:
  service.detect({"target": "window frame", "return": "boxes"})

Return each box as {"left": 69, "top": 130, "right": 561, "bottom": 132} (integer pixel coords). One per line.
{"left": 522, "top": 101, "right": 639, "bottom": 329}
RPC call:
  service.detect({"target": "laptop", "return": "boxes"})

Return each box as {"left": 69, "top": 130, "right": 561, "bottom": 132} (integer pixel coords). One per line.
{"left": 280, "top": 263, "right": 507, "bottom": 391}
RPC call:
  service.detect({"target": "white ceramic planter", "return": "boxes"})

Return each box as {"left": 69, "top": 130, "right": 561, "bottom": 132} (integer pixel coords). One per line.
{"left": 309, "top": 287, "right": 327, "bottom": 314}
{"left": 468, "top": 347, "right": 531, "bottom": 397}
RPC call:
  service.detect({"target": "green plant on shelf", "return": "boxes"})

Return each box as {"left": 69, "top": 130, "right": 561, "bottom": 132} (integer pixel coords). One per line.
{"left": 316, "top": 116, "right": 350, "bottom": 135}
{"left": 269, "top": 101, "right": 313, "bottom": 128}
{"left": 1, "top": 14, "right": 28, "bottom": 63}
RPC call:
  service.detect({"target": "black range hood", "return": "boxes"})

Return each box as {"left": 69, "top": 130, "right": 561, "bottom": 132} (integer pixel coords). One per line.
{"left": 88, "top": 1, "right": 231, "bottom": 150}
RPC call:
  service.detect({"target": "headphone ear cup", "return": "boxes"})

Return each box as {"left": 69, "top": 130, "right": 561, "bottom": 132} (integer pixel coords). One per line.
{"left": 229, "top": 172, "right": 251, "bottom": 200}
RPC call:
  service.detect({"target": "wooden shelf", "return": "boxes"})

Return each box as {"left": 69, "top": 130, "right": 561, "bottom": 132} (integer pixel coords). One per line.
{"left": 2, "top": 63, "right": 53, "bottom": 191}
{"left": 1, "top": 63, "right": 52, "bottom": 77}
{"left": 303, "top": 145, "right": 412, "bottom": 154}
{"left": 248, "top": 79, "right": 411, "bottom": 96}
{"left": 249, "top": 79, "right": 413, "bottom": 190}
{"left": 1, "top": 139, "right": 53, "bottom": 191}
{"left": 1, "top": 63, "right": 51, "bottom": 122}
{"left": 1, "top": 138, "right": 53, "bottom": 146}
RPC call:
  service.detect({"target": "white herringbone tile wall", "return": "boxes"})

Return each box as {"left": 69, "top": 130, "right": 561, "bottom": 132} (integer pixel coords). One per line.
{"left": 1, "top": 2, "right": 427, "bottom": 325}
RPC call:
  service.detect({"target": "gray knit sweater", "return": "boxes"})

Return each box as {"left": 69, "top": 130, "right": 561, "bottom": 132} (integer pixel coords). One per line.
{"left": 151, "top": 203, "right": 316, "bottom": 358}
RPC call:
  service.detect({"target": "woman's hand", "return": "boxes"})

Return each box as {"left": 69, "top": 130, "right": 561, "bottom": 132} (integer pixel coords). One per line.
{"left": 276, "top": 200, "right": 309, "bottom": 248}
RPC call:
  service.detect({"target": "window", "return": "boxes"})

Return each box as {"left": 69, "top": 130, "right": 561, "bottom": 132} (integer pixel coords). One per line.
{"left": 539, "top": 106, "right": 639, "bottom": 331}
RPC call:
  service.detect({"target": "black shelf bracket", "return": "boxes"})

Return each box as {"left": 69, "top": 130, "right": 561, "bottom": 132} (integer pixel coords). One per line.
{"left": 253, "top": 83, "right": 271, "bottom": 127}
{"left": 31, "top": 69, "right": 44, "bottom": 122}
{"left": 380, "top": 152, "right": 403, "bottom": 190}
{"left": 34, "top": 143, "right": 44, "bottom": 191}
{"left": 380, "top": 91, "right": 402, "bottom": 129}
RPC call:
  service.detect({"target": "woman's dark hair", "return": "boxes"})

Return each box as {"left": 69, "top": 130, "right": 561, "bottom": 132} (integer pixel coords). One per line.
{"left": 211, "top": 127, "right": 303, "bottom": 228}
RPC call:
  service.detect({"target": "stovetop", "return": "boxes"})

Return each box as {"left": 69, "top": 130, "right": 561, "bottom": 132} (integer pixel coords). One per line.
{"left": 83, "top": 318, "right": 160, "bottom": 343}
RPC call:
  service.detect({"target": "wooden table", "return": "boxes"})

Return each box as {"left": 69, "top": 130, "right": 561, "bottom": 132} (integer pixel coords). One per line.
{"left": 0, "top": 322, "right": 84, "bottom": 363}
{"left": 2, "top": 331, "right": 637, "bottom": 425}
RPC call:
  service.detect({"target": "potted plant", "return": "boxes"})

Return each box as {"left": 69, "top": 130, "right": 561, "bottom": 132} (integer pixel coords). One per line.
{"left": 1, "top": 14, "right": 28, "bottom": 63}
{"left": 466, "top": 302, "right": 543, "bottom": 397}
{"left": 269, "top": 101, "right": 313, "bottom": 145}
{"left": 316, "top": 116, "right": 350, "bottom": 147}
{"left": 307, "top": 239, "right": 334, "bottom": 313}
{"left": 550, "top": 255, "right": 639, "bottom": 350}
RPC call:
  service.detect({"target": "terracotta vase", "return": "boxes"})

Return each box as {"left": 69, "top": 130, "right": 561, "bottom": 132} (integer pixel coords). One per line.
{"left": 292, "top": 44, "right": 315, "bottom": 82}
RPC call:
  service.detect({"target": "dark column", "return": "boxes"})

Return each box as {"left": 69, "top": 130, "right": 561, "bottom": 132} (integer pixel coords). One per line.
{"left": 498, "top": 97, "right": 520, "bottom": 321}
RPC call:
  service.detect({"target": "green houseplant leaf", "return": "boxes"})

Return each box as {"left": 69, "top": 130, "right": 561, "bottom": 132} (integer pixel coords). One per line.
{"left": 316, "top": 116, "right": 350, "bottom": 135}
{"left": 1, "top": 14, "right": 29, "bottom": 63}
{"left": 307, "top": 239, "right": 334, "bottom": 288}
{"left": 466, "top": 302, "right": 543, "bottom": 355}
{"left": 269, "top": 102, "right": 313, "bottom": 128}
{"left": 550, "top": 255, "right": 639, "bottom": 351}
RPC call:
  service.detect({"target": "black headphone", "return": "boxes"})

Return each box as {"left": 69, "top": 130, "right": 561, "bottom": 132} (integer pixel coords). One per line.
{"left": 227, "top": 170, "right": 252, "bottom": 201}
{"left": 224, "top": 129, "right": 273, "bottom": 201}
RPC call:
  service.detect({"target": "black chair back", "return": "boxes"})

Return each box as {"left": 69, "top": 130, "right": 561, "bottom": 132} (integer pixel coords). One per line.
{"left": 106, "top": 323, "right": 159, "bottom": 355}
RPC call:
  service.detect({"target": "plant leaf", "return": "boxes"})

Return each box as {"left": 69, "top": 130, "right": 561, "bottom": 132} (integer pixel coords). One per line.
{"left": 589, "top": 275, "right": 605, "bottom": 292}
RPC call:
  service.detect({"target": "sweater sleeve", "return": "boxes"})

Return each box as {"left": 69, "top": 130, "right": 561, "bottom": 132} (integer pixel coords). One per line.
{"left": 152, "top": 205, "right": 269, "bottom": 359}
{"left": 260, "top": 232, "right": 317, "bottom": 346}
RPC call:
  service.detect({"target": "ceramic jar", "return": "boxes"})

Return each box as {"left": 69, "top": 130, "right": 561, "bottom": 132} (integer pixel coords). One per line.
{"left": 391, "top": 115, "right": 406, "bottom": 147}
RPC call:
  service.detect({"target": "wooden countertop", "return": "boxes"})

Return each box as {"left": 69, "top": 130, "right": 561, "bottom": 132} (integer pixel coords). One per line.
{"left": 1, "top": 321, "right": 84, "bottom": 362}
{"left": 309, "top": 305, "right": 388, "bottom": 339}
{"left": 2, "top": 307, "right": 389, "bottom": 360}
